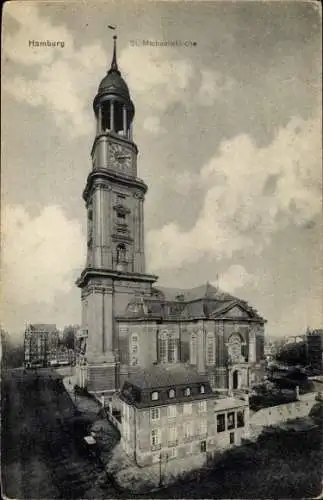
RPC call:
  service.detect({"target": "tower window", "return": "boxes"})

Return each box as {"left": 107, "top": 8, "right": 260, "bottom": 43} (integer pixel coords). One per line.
{"left": 116, "top": 243, "right": 127, "bottom": 263}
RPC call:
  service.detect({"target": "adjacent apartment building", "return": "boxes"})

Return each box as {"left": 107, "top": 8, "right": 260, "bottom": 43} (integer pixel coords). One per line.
{"left": 24, "top": 324, "right": 59, "bottom": 368}
{"left": 119, "top": 364, "right": 249, "bottom": 467}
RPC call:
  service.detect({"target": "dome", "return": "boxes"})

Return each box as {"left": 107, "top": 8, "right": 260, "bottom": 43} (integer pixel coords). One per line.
{"left": 98, "top": 69, "right": 130, "bottom": 100}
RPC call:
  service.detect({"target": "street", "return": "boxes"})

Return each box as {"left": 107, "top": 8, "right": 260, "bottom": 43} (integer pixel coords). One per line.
{"left": 1, "top": 368, "right": 120, "bottom": 499}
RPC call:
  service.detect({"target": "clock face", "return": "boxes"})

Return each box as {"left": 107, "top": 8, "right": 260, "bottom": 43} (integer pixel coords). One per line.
{"left": 109, "top": 143, "right": 132, "bottom": 173}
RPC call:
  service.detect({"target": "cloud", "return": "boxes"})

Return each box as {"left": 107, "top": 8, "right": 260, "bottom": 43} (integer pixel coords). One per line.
{"left": 120, "top": 46, "right": 193, "bottom": 112}
{"left": 147, "top": 115, "right": 321, "bottom": 271}
{"left": 119, "top": 45, "right": 194, "bottom": 135}
{"left": 3, "top": 4, "right": 107, "bottom": 137}
{"left": 4, "top": 4, "right": 195, "bottom": 138}
{"left": 214, "top": 265, "right": 260, "bottom": 293}
{"left": 1, "top": 205, "right": 85, "bottom": 311}
{"left": 198, "top": 69, "right": 235, "bottom": 105}
{"left": 4, "top": 3, "right": 74, "bottom": 65}
{"left": 143, "top": 116, "right": 165, "bottom": 134}
{"left": 271, "top": 293, "right": 323, "bottom": 336}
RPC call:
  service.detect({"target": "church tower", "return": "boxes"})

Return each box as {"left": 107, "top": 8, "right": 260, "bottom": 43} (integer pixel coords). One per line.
{"left": 76, "top": 36, "right": 157, "bottom": 394}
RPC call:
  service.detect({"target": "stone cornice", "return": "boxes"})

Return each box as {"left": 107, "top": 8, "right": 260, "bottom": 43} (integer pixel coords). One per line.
{"left": 83, "top": 168, "right": 147, "bottom": 202}
{"left": 76, "top": 266, "right": 158, "bottom": 288}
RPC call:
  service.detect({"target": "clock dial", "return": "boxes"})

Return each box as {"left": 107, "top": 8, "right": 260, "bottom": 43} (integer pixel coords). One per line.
{"left": 109, "top": 143, "right": 132, "bottom": 173}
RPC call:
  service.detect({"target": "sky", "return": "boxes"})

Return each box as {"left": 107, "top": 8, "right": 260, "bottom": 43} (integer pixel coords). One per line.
{"left": 1, "top": 0, "right": 322, "bottom": 340}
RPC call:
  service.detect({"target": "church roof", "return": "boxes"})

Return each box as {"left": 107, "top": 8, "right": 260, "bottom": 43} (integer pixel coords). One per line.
{"left": 98, "top": 70, "right": 130, "bottom": 100}
{"left": 121, "top": 283, "right": 265, "bottom": 322}
{"left": 28, "top": 324, "right": 58, "bottom": 333}
{"left": 154, "top": 283, "right": 235, "bottom": 302}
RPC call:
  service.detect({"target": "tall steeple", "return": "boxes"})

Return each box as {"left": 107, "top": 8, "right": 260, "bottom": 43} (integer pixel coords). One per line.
{"left": 76, "top": 33, "right": 157, "bottom": 395}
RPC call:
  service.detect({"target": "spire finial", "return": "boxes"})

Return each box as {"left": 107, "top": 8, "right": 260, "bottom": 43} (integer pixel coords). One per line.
{"left": 111, "top": 35, "right": 118, "bottom": 71}
{"left": 107, "top": 25, "right": 120, "bottom": 74}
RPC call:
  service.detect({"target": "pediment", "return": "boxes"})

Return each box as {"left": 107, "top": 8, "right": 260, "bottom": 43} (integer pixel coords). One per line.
{"left": 224, "top": 305, "right": 251, "bottom": 318}
{"left": 210, "top": 301, "right": 256, "bottom": 319}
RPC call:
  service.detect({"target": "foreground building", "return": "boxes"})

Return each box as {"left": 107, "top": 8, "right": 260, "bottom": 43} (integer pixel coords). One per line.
{"left": 76, "top": 36, "right": 266, "bottom": 395}
{"left": 119, "top": 364, "right": 249, "bottom": 467}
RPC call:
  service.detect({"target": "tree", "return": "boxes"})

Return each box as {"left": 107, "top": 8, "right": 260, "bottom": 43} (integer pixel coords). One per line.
{"left": 61, "top": 325, "right": 79, "bottom": 350}
{"left": 275, "top": 341, "right": 307, "bottom": 367}
{"left": 1, "top": 329, "right": 24, "bottom": 369}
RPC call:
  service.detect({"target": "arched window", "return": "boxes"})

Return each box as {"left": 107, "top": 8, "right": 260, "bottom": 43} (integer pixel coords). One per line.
{"left": 116, "top": 243, "right": 126, "bottom": 264}
{"left": 168, "top": 334, "right": 177, "bottom": 362}
{"left": 227, "top": 334, "right": 243, "bottom": 363}
{"left": 159, "top": 331, "right": 168, "bottom": 363}
{"left": 184, "top": 387, "right": 191, "bottom": 396}
{"left": 151, "top": 391, "right": 159, "bottom": 401}
{"left": 206, "top": 333, "right": 215, "bottom": 365}
{"left": 169, "top": 389, "right": 175, "bottom": 398}
{"left": 200, "top": 385, "right": 205, "bottom": 394}
{"left": 158, "top": 330, "right": 177, "bottom": 363}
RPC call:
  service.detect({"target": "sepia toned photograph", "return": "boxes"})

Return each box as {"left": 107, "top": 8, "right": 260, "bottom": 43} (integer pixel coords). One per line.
{"left": 1, "top": 1, "right": 322, "bottom": 498}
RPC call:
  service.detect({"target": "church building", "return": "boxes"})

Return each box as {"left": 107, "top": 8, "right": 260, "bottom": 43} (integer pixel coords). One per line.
{"left": 76, "top": 36, "right": 266, "bottom": 395}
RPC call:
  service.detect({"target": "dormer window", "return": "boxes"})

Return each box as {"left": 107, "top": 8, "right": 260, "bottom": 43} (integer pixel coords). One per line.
{"left": 200, "top": 385, "right": 205, "bottom": 394}
{"left": 184, "top": 387, "right": 191, "bottom": 397}
{"left": 169, "top": 389, "right": 175, "bottom": 399}
{"left": 151, "top": 391, "right": 159, "bottom": 401}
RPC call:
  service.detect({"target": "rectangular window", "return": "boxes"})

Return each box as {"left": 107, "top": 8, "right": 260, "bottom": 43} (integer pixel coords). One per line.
{"left": 199, "top": 420, "right": 207, "bottom": 436}
{"left": 227, "top": 412, "right": 235, "bottom": 430}
{"left": 151, "top": 407, "right": 160, "bottom": 421}
{"left": 184, "top": 421, "right": 193, "bottom": 439}
{"left": 209, "top": 374, "right": 216, "bottom": 390}
{"left": 168, "top": 447, "right": 177, "bottom": 459}
{"left": 198, "top": 400, "right": 207, "bottom": 413}
{"left": 230, "top": 432, "right": 235, "bottom": 444}
{"left": 183, "top": 403, "right": 192, "bottom": 416}
{"left": 206, "top": 333, "right": 215, "bottom": 365}
{"left": 151, "top": 428, "right": 161, "bottom": 446}
{"left": 168, "top": 425, "right": 177, "bottom": 444}
{"left": 168, "top": 405, "right": 177, "bottom": 418}
{"left": 190, "top": 336, "right": 197, "bottom": 364}
{"left": 217, "top": 413, "right": 225, "bottom": 432}
{"left": 237, "top": 410, "right": 245, "bottom": 428}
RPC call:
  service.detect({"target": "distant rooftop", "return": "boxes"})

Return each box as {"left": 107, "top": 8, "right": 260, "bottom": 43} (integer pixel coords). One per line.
{"left": 28, "top": 324, "right": 58, "bottom": 333}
